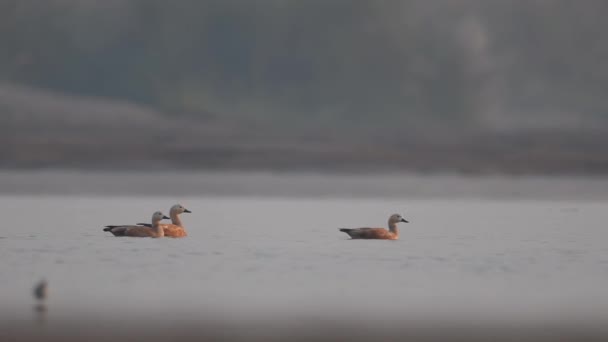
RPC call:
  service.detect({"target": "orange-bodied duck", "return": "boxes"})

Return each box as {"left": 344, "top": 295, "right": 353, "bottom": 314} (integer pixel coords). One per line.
{"left": 339, "top": 214, "right": 408, "bottom": 240}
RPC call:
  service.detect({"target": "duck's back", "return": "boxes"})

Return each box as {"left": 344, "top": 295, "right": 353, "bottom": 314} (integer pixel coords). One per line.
{"left": 125, "top": 226, "right": 160, "bottom": 238}
{"left": 339, "top": 228, "right": 397, "bottom": 240}
{"left": 136, "top": 223, "right": 187, "bottom": 238}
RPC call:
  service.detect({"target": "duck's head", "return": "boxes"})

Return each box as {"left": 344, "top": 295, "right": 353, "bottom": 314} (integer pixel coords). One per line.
{"left": 152, "top": 211, "right": 170, "bottom": 223}
{"left": 389, "top": 213, "right": 409, "bottom": 224}
{"left": 170, "top": 204, "right": 192, "bottom": 215}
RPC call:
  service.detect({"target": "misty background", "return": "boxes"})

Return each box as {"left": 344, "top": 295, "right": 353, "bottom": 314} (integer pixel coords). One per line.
{"left": 1, "top": 0, "right": 607, "bottom": 173}
{"left": 4, "top": 3, "right": 608, "bottom": 341}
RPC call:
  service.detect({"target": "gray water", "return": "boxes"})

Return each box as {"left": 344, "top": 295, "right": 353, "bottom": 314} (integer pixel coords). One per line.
{"left": 1, "top": 171, "right": 608, "bottom": 336}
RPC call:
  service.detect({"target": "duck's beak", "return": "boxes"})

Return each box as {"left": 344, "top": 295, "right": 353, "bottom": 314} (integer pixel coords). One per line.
{"left": 401, "top": 218, "right": 409, "bottom": 223}
{"left": 162, "top": 215, "right": 170, "bottom": 220}
{"left": 184, "top": 209, "right": 192, "bottom": 213}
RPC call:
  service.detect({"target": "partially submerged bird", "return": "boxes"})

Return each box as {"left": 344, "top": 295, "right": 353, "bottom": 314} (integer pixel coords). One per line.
{"left": 33, "top": 279, "right": 47, "bottom": 302}
{"left": 33, "top": 279, "right": 47, "bottom": 312}
{"left": 339, "top": 214, "right": 409, "bottom": 240}
{"left": 136, "top": 204, "right": 191, "bottom": 237}
{"left": 104, "top": 211, "right": 169, "bottom": 238}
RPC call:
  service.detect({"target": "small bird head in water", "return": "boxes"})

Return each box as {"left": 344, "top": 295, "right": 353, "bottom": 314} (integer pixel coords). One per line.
{"left": 33, "top": 279, "right": 47, "bottom": 301}
{"left": 152, "top": 211, "right": 170, "bottom": 223}
{"left": 389, "top": 213, "right": 409, "bottom": 224}
{"left": 170, "top": 204, "right": 192, "bottom": 215}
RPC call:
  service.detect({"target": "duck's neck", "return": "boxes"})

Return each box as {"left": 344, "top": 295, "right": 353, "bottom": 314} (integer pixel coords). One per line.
{"left": 388, "top": 222, "right": 399, "bottom": 237}
{"left": 170, "top": 211, "right": 182, "bottom": 227}
{"left": 152, "top": 221, "right": 165, "bottom": 237}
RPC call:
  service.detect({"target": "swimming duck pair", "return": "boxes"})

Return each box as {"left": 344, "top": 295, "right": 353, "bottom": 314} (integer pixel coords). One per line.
{"left": 103, "top": 204, "right": 191, "bottom": 238}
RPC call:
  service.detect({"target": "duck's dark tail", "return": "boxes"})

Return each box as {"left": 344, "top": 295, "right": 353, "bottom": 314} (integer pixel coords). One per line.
{"left": 103, "top": 226, "right": 128, "bottom": 236}
{"left": 103, "top": 226, "right": 117, "bottom": 232}
{"left": 339, "top": 228, "right": 352, "bottom": 233}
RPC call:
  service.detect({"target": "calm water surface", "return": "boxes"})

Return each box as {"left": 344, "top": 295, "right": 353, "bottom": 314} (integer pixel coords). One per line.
{"left": 1, "top": 172, "right": 608, "bottom": 328}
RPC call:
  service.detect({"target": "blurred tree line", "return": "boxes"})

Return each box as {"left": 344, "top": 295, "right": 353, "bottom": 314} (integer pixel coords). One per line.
{"left": 0, "top": 0, "right": 607, "bottom": 134}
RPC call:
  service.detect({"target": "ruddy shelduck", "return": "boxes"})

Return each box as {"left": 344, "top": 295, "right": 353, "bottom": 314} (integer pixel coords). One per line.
{"left": 339, "top": 213, "right": 409, "bottom": 240}
{"left": 104, "top": 211, "right": 169, "bottom": 238}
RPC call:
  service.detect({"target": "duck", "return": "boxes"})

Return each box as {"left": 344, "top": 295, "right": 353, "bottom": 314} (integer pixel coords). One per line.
{"left": 136, "top": 204, "right": 191, "bottom": 237}
{"left": 338, "top": 213, "right": 408, "bottom": 240}
{"left": 104, "top": 211, "right": 169, "bottom": 238}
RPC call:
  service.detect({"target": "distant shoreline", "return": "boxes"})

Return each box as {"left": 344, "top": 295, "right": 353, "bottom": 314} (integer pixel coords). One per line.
{"left": 2, "top": 139, "right": 608, "bottom": 176}
{"left": 1, "top": 169, "right": 607, "bottom": 200}
{"left": 2, "top": 83, "right": 608, "bottom": 177}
